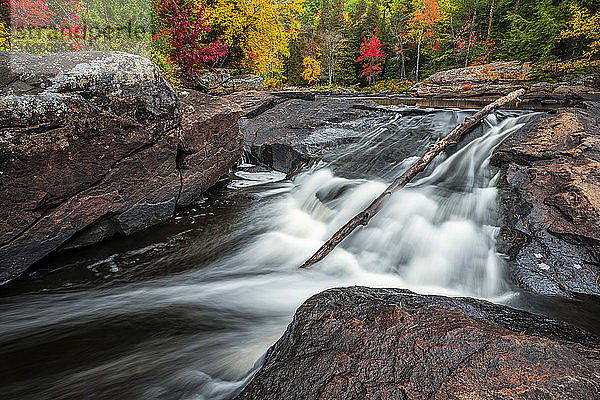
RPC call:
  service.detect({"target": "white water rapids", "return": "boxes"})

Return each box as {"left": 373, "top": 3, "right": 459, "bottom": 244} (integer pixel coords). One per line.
{"left": 0, "top": 108, "right": 534, "bottom": 399}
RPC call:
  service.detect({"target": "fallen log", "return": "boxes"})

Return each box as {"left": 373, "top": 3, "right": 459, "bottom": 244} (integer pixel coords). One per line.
{"left": 299, "top": 88, "right": 525, "bottom": 269}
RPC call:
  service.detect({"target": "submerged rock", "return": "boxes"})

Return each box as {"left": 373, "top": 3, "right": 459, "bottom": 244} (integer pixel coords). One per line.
{"left": 0, "top": 52, "right": 243, "bottom": 282}
{"left": 492, "top": 104, "right": 600, "bottom": 297}
{"left": 236, "top": 286, "right": 600, "bottom": 400}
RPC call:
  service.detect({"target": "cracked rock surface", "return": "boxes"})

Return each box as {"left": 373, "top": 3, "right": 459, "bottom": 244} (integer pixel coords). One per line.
{"left": 0, "top": 51, "right": 243, "bottom": 282}
{"left": 491, "top": 104, "right": 600, "bottom": 297}
{"left": 236, "top": 286, "right": 600, "bottom": 400}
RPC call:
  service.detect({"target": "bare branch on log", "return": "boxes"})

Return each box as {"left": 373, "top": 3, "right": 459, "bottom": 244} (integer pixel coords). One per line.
{"left": 299, "top": 89, "right": 525, "bottom": 269}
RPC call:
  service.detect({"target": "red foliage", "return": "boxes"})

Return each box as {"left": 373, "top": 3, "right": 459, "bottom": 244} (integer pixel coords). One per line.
{"left": 155, "top": 0, "right": 227, "bottom": 75}
{"left": 357, "top": 28, "right": 385, "bottom": 83}
{"left": 8, "top": 0, "right": 57, "bottom": 26}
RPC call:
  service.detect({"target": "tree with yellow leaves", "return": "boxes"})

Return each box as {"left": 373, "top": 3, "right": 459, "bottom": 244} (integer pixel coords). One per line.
{"left": 0, "top": 22, "right": 9, "bottom": 52}
{"left": 560, "top": 3, "right": 600, "bottom": 61}
{"left": 301, "top": 54, "right": 322, "bottom": 85}
{"left": 207, "top": 0, "right": 304, "bottom": 82}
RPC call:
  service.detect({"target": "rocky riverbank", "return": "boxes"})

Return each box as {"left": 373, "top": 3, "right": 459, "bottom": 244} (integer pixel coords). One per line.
{"left": 491, "top": 104, "right": 600, "bottom": 297}
{"left": 0, "top": 52, "right": 243, "bottom": 282}
{"left": 236, "top": 286, "right": 600, "bottom": 400}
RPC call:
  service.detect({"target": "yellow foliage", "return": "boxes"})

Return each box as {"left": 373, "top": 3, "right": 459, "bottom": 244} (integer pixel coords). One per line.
{"left": 301, "top": 55, "right": 322, "bottom": 85}
{"left": 0, "top": 23, "right": 9, "bottom": 52}
{"left": 560, "top": 4, "right": 600, "bottom": 60}
{"left": 207, "top": 0, "right": 304, "bottom": 79}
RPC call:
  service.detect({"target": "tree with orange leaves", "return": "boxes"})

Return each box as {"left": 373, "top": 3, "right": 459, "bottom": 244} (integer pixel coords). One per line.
{"left": 407, "top": 0, "right": 448, "bottom": 81}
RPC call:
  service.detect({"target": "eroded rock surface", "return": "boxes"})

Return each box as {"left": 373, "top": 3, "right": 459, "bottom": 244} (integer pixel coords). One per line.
{"left": 238, "top": 97, "right": 386, "bottom": 173}
{"left": 236, "top": 286, "right": 600, "bottom": 400}
{"left": 491, "top": 104, "right": 600, "bottom": 296}
{"left": 0, "top": 52, "right": 242, "bottom": 281}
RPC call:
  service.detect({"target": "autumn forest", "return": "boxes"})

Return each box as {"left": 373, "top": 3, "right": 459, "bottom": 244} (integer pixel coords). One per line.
{"left": 2, "top": 0, "right": 599, "bottom": 88}
{"left": 153, "top": 0, "right": 600, "bottom": 87}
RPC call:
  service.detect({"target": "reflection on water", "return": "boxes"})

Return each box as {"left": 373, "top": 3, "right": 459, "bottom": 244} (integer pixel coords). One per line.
{"left": 1, "top": 107, "right": 577, "bottom": 400}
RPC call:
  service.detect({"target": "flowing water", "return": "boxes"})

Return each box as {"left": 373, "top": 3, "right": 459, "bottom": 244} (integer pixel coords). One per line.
{"left": 0, "top": 107, "right": 557, "bottom": 399}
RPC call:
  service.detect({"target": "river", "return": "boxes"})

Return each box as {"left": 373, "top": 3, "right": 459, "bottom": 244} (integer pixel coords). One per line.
{"left": 1, "top": 106, "right": 592, "bottom": 399}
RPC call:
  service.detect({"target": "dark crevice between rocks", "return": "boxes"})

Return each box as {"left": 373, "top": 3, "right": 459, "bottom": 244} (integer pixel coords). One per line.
{"left": 59, "top": 214, "right": 124, "bottom": 251}
{"left": 242, "top": 97, "right": 289, "bottom": 119}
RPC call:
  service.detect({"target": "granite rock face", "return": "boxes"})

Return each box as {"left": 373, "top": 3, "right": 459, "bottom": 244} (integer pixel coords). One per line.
{"left": 0, "top": 51, "right": 243, "bottom": 282}
{"left": 236, "top": 286, "right": 600, "bottom": 400}
{"left": 414, "top": 61, "right": 532, "bottom": 97}
{"left": 491, "top": 104, "right": 600, "bottom": 297}
{"left": 415, "top": 61, "right": 599, "bottom": 104}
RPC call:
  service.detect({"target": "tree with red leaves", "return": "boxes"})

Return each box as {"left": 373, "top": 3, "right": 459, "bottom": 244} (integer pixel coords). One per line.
{"left": 153, "top": 0, "right": 227, "bottom": 85}
{"left": 357, "top": 28, "right": 385, "bottom": 85}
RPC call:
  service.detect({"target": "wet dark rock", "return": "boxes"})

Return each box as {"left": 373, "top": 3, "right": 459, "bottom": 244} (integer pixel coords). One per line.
{"left": 225, "top": 90, "right": 317, "bottom": 119}
{"left": 177, "top": 90, "right": 243, "bottom": 207}
{"left": 236, "top": 286, "right": 600, "bottom": 400}
{"left": 238, "top": 97, "right": 385, "bottom": 173}
{"left": 492, "top": 104, "right": 600, "bottom": 297}
{"left": 0, "top": 52, "right": 243, "bottom": 282}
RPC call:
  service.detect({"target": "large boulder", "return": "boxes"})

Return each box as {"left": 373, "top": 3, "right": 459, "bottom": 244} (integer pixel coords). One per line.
{"left": 491, "top": 104, "right": 600, "bottom": 297}
{"left": 414, "top": 61, "right": 532, "bottom": 98}
{"left": 236, "top": 286, "right": 600, "bottom": 400}
{"left": 0, "top": 51, "right": 243, "bottom": 282}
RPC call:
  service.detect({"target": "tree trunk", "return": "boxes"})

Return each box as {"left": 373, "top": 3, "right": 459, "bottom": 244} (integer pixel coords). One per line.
{"left": 465, "top": 10, "right": 476, "bottom": 67}
{"left": 299, "top": 89, "right": 525, "bottom": 269}
{"left": 415, "top": 34, "right": 422, "bottom": 82}
{"left": 487, "top": 0, "right": 495, "bottom": 41}
{"left": 400, "top": 41, "right": 406, "bottom": 80}
{"left": 512, "top": 0, "right": 520, "bottom": 22}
